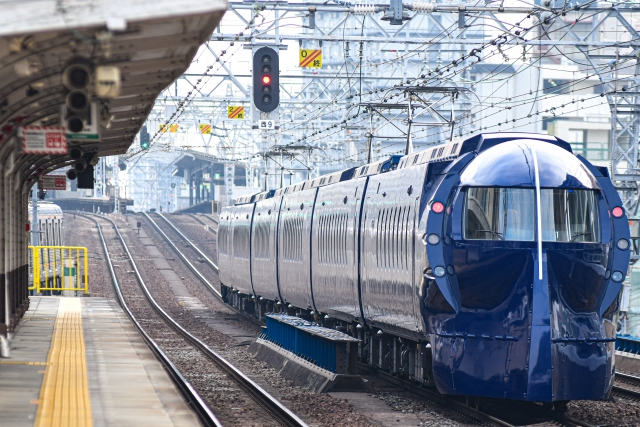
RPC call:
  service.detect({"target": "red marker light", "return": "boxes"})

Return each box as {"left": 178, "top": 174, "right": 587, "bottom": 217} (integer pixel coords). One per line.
{"left": 612, "top": 206, "right": 624, "bottom": 218}
{"left": 432, "top": 201, "right": 444, "bottom": 213}
{"left": 262, "top": 75, "right": 271, "bottom": 84}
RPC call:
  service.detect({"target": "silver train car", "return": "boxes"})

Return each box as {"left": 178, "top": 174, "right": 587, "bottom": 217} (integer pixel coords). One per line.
{"left": 28, "top": 201, "right": 64, "bottom": 246}
{"left": 219, "top": 132, "right": 630, "bottom": 404}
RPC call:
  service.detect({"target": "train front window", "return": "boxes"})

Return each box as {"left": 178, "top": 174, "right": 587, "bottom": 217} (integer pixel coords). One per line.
{"left": 540, "top": 189, "right": 599, "bottom": 242}
{"left": 464, "top": 187, "right": 600, "bottom": 243}
{"left": 464, "top": 187, "right": 535, "bottom": 241}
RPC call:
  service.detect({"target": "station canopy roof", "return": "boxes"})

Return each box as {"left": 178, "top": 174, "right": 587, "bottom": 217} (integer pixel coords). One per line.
{"left": 172, "top": 149, "right": 238, "bottom": 177}
{"left": 0, "top": 0, "right": 227, "bottom": 180}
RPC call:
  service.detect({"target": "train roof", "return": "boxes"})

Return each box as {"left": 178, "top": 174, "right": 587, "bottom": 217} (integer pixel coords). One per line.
{"left": 232, "top": 133, "right": 572, "bottom": 205}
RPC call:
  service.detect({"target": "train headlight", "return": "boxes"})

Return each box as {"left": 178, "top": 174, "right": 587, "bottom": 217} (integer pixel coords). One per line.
{"left": 611, "top": 271, "right": 624, "bottom": 282}
{"left": 434, "top": 266, "right": 446, "bottom": 277}
{"left": 427, "top": 234, "right": 440, "bottom": 245}
{"left": 617, "top": 239, "right": 630, "bottom": 250}
{"left": 431, "top": 201, "right": 444, "bottom": 213}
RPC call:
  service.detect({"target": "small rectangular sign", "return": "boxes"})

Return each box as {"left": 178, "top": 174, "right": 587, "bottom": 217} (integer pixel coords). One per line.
{"left": 227, "top": 106, "right": 245, "bottom": 120}
{"left": 199, "top": 124, "right": 212, "bottom": 134}
{"left": 259, "top": 120, "right": 275, "bottom": 130}
{"left": 41, "top": 175, "right": 67, "bottom": 190}
{"left": 299, "top": 49, "right": 322, "bottom": 68}
{"left": 21, "top": 126, "right": 68, "bottom": 154}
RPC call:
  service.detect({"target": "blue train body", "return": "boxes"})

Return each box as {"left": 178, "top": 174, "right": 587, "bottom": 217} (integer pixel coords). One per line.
{"left": 219, "top": 133, "right": 630, "bottom": 402}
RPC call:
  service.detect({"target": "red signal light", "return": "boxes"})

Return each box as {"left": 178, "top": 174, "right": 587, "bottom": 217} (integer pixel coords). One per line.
{"left": 262, "top": 75, "right": 271, "bottom": 84}
{"left": 431, "top": 201, "right": 444, "bottom": 213}
{"left": 612, "top": 206, "right": 624, "bottom": 218}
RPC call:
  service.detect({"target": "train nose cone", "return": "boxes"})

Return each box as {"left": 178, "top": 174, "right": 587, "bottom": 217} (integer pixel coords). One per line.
{"left": 429, "top": 244, "right": 613, "bottom": 402}
{"left": 527, "top": 250, "right": 613, "bottom": 402}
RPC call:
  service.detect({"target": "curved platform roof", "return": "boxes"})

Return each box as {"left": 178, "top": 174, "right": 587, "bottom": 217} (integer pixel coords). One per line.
{"left": 0, "top": 0, "right": 227, "bottom": 186}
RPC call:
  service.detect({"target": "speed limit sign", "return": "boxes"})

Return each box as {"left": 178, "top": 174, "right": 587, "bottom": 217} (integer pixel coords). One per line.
{"left": 259, "top": 120, "right": 275, "bottom": 130}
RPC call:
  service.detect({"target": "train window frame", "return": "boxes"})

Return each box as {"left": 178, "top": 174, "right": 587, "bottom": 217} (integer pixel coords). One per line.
{"left": 463, "top": 187, "right": 536, "bottom": 242}
{"left": 540, "top": 189, "right": 600, "bottom": 243}
{"left": 463, "top": 187, "right": 601, "bottom": 243}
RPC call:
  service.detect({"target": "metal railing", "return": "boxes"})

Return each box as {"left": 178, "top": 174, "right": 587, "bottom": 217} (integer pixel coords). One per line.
{"left": 569, "top": 143, "right": 610, "bottom": 161}
{"left": 28, "top": 246, "right": 89, "bottom": 293}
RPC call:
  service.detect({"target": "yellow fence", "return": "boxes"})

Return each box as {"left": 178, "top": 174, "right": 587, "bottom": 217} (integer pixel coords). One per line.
{"left": 28, "top": 246, "right": 89, "bottom": 293}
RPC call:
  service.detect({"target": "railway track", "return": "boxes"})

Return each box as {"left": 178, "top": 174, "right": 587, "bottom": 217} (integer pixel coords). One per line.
{"left": 363, "top": 367, "right": 598, "bottom": 427}
{"left": 84, "top": 213, "right": 308, "bottom": 427}
{"left": 613, "top": 371, "right": 640, "bottom": 400}
{"left": 142, "top": 212, "right": 265, "bottom": 328}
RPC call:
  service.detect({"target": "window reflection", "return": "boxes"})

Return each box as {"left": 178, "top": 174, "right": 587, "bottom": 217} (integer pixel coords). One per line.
{"left": 464, "top": 187, "right": 600, "bottom": 243}
{"left": 540, "top": 189, "right": 600, "bottom": 242}
{"left": 465, "top": 188, "right": 535, "bottom": 241}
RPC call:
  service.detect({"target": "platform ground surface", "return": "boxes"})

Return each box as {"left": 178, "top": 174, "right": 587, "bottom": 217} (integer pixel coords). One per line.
{"left": 0, "top": 296, "right": 201, "bottom": 427}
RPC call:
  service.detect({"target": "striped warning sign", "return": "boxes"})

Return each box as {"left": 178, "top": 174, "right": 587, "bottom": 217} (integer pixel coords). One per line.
{"left": 159, "top": 124, "right": 167, "bottom": 133}
{"left": 300, "top": 49, "right": 322, "bottom": 68}
{"left": 227, "top": 106, "right": 245, "bottom": 120}
{"left": 199, "top": 124, "right": 212, "bottom": 134}
{"left": 169, "top": 124, "right": 179, "bottom": 133}
{"left": 21, "top": 126, "right": 67, "bottom": 154}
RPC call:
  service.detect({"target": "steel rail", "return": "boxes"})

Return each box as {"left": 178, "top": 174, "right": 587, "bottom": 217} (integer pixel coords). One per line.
{"left": 613, "top": 372, "right": 640, "bottom": 400}
{"left": 189, "top": 213, "right": 218, "bottom": 234}
{"left": 153, "top": 212, "right": 218, "bottom": 271}
{"left": 204, "top": 214, "right": 219, "bottom": 225}
{"left": 79, "top": 213, "right": 224, "bottom": 427}
{"left": 94, "top": 213, "right": 308, "bottom": 427}
{"left": 141, "top": 212, "right": 263, "bottom": 328}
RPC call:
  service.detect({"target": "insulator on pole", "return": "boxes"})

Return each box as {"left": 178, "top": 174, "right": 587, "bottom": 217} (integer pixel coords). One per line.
{"left": 412, "top": 1, "right": 436, "bottom": 12}
{"left": 352, "top": 4, "right": 377, "bottom": 14}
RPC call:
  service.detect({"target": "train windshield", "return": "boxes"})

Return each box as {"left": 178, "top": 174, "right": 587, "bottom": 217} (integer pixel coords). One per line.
{"left": 464, "top": 187, "right": 600, "bottom": 243}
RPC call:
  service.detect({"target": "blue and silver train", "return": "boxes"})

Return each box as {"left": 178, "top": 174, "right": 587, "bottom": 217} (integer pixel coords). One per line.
{"left": 219, "top": 132, "right": 630, "bottom": 404}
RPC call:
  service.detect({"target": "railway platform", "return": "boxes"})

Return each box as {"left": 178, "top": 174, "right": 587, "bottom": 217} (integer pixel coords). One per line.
{"left": 0, "top": 296, "right": 200, "bottom": 427}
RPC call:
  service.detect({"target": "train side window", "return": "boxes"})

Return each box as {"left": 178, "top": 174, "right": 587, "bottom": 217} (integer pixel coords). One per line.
{"left": 323, "top": 215, "right": 328, "bottom": 264}
{"left": 335, "top": 214, "right": 340, "bottom": 265}
{"left": 325, "top": 214, "right": 329, "bottom": 265}
{"left": 393, "top": 207, "right": 399, "bottom": 270}
{"left": 400, "top": 206, "right": 409, "bottom": 270}
{"left": 318, "top": 216, "right": 323, "bottom": 265}
{"left": 384, "top": 209, "right": 393, "bottom": 269}
{"left": 380, "top": 209, "right": 387, "bottom": 269}
{"left": 324, "top": 214, "right": 329, "bottom": 265}
{"left": 342, "top": 213, "right": 348, "bottom": 265}
{"left": 380, "top": 209, "right": 385, "bottom": 268}
{"left": 283, "top": 219, "right": 288, "bottom": 260}
{"left": 405, "top": 206, "right": 411, "bottom": 271}
{"left": 391, "top": 208, "right": 396, "bottom": 269}
{"left": 376, "top": 210, "right": 382, "bottom": 267}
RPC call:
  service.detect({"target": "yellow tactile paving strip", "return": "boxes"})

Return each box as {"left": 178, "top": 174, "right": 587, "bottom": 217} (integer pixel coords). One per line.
{"left": 34, "top": 298, "right": 93, "bottom": 427}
